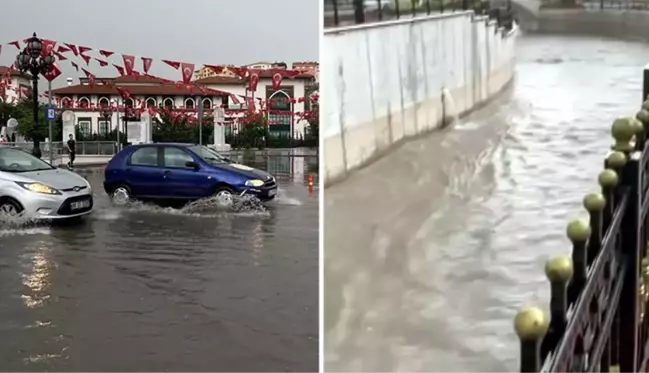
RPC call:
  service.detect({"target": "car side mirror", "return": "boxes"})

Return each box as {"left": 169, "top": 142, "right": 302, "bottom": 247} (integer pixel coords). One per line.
{"left": 185, "top": 161, "right": 200, "bottom": 170}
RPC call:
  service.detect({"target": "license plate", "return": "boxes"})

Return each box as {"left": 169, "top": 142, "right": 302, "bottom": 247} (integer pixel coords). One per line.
{"left": 268, "top": 189, "right": 277, "bottom": 196}
{"left": 70, "top": 199, "right": 90, "bottom": 210}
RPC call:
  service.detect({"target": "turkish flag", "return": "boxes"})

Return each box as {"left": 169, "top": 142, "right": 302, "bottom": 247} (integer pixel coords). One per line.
{"left": 78, "top": 46, "right": 92, "bottom": 54}
{"left": 163, "top": 60, "right": 181, "bottom": 70}
{"left": 116, "top": 87, "right": 131, "bottom": 100}
{"left": 82, "top": 68, "right": 95, "bottom": 87}
{"left": 204, "top": 64, "right": 224, "bottom": 75}
{"left": 80, "top": 54, "right": 91, "bottom": 65}
{"left": 180, "top": 62, "right": 194, "bottom": 84}
{"left": 8, "top": 41, "right": 20, "bottom": 49}
{"left": 271, "top": 71, "right": 283, "bottom": 91}
{"left": 248, "top": 70, "right": 260, "bottom": 92}
{"left": 41, "top": 40, "right": 56, "bottom": 57}
{"left": 54, "top": 51, "right": 67, "bottom": 60}
{"left": 230, "top": 94, "right": 240, "bottom": 105}
{"left": 99, "top": 50, "right": 114, "bottom": 58}
{"left": 41, "top": 63, "right": 62, "bottom": 82}
{"left": 113, "top": 64, "right": 125, "bottom": 76}
{"left": 95, "top": 58, "right": 108, "bottom": 67}
{"left": 142, "top": 57, "right": 152, "bottom": 74}
{"left": 122, "top": 54, "right": 136, "bottom": 76}
{"left": 64, "top": 43, "right": 78, "bottom": 56}
{"left": 57, "top": 45, "right": 70, "bottom": 53}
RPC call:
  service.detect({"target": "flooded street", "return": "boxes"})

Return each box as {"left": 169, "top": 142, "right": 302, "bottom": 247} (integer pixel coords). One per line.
{"left": 324, "top": 34, "right": 649, "bottom": 371}
{"left": 0, "top": 155, "right": 319, "bottom": 372}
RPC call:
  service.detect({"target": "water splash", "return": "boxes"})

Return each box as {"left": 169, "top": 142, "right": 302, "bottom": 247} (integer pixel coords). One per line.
{"left": 275, "top": 188, "right": 303, "bottom": 206}
{"left": 110, "top": 194, "right": 270, "bottom": 217}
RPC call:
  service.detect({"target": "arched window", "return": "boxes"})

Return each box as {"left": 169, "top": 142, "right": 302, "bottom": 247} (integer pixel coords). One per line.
{"left": 125, "top": 98, "right": 135, "bottom": 108}
{"left": 98, "top": 97, "right": 110, "bottom": 107}
{"left": 163, "top": 98, "right": 174, "bottom": 109}
{"left": 62, "top": 97, "right": 72, "bottom": 108}
{"left": 146, "top": 97, "right": 157, "bottom": 108}
{"left": 202, "top": 98, "right": 212, "bottom": 110}
{"left": 268, "top": 90, "right": 291, "bottom": 137}
{"left": 184, "top": 98, "right": 195, "bottom": 109}
{"left": 78, "top": 96, "right": 90, "bottom": 108}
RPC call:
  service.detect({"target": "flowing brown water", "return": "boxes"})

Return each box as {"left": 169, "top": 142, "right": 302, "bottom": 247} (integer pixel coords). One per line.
{"left": 324, "top": 34, "right": 649, "bottom": 371}
{"left": 0, "top": 155, "right": 319, "bottom": 372}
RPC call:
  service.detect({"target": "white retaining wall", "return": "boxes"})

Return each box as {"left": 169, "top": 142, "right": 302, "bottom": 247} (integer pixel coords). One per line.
{"left": 322, "top": 12, "right": 518, "bottom": 186}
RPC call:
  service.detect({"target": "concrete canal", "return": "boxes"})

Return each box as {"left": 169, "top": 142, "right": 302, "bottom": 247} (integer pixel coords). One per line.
{"left": 0, "top": 153, "right": 319, "bottom": 371}
{"left": 324, "top": 34, "right": 649, "bottom": 371}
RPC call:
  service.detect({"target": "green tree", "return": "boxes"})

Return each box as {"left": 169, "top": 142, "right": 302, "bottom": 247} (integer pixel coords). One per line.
{"left": 152, "top": 109, "right": 214, "bottom": 144}
{"left": 236, "top": 111, "right": 269, "bottom": 149}
{"left": 14, "top": 94, "right": 62, "bottom": 141}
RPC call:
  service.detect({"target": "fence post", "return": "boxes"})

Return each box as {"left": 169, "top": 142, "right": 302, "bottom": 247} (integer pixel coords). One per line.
{"left": 567, "top": 218, "right": 590, "bottom": 304}
{"left": 643, "top": 65, "right": 649, "bottom": 102}
{"left": 612, "top": 118, "right": 641, "bottom": 373}
{"left": 332, "top": 0, "right": 340, "bottom": 26}
{"left": 541, "top": 255, "right": 572, "bottom": 359}
{"left": 353, "top": 0, "right": 365, "bottom": 23}
{"left": 514, "top": 307, "right": 549, "bottom": 372}
{"left": 377, "top": 0, "right": 383, "bottom": 20}
{"left": 584, "top": 193, "right": 606, "bottom": 265}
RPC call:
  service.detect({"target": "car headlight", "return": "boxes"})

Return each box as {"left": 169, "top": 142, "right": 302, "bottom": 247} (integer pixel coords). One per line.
{"left": 245, "top": 179, "right": 264, "bottom": 188}
{"left": 16, "top": 182, "right": 61, "bottom": 195}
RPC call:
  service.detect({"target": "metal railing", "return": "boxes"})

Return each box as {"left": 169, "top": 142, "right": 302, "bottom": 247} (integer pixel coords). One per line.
{"left": 324, "top": 0, "right": 514, "bottom": 28}
{"left": 541, "top": 0, "right": 649, "bottom": 10}
{"left": 6, "top": 141, "right": 118, "bottom": 157}
{"left": 514, "top": 65, "right": 649, "bottom": 372}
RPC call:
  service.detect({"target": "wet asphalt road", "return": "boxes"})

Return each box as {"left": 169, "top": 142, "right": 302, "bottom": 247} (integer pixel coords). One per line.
{"left": 324, "top": 34, "right": 649, "bottom": 371}
{"left": 0, "top": 155, "right": 319, "bottom": 372}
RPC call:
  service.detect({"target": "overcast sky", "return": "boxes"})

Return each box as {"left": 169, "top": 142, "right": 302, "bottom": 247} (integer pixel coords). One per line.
{"left": 0, "top": 0, "right": 319, "bottom": 88}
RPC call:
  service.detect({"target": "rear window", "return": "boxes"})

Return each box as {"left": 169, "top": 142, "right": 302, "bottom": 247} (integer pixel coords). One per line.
{"left": 129, "top": 147, "right": 158, "bottom": 166}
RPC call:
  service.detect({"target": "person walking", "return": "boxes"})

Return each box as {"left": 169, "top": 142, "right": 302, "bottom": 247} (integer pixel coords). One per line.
{"left": 66, "top": 133, "right": 76, "bottom": 169}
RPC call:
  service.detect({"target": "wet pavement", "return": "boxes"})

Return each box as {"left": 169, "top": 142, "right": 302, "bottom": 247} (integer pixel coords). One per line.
{"left": 0, "top": 155, "right": 319, "bottom": 372}
{"left": 324, "top": 34, "right": 649, "bottom": 371}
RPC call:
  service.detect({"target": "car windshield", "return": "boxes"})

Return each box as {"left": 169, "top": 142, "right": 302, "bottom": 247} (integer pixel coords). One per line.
{"left": 188, "top": 145, "right": 230, "bottom": 165}
{"left": 0, "top": 147, "right": 55, "bottom": 172}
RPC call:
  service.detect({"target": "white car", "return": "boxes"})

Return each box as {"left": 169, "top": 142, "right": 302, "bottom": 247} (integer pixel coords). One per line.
{"left": 0, "top": 147, "right": 93, "bottom": 220}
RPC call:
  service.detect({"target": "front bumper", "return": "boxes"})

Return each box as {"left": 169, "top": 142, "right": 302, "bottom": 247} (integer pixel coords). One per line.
{"left": 239, "top": 178, "right": 278, "bottom": 201}
{"left": 20, "top": 188, "right": 94, "bottom": 220}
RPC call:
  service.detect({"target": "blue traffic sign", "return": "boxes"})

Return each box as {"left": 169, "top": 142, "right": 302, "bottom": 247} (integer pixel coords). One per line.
{"left": 45, "top": 107, "right": 56, "bottom": 121}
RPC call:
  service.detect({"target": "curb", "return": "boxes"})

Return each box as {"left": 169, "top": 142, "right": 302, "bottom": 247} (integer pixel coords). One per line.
{"left": 57, "top": 162, "right": 108, "bottom": 169}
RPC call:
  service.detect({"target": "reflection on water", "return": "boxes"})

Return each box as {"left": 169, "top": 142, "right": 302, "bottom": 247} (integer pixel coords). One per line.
{"left": 324, "top": 35, "right": 649, "bottom": 372}
{"left": 0, "top": 154, "right": 319, "bottom": 372}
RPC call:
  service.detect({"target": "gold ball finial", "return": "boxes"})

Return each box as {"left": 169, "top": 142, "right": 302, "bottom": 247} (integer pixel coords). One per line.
{"left": 637, "top": 109, "right": 649, "bottom": 124}
{"left": 630, "top": 118, "right": 645, "bottom": 135}
{"left": 567, "top": 219, "right": 591, "bottom": 242}
{"left": 606, "top": 151, "right": 627, "bottom": 169}
{"left": 598, "top": 169, "right": 619, "bottom": 188}
{"left": 611, "top": 117, "right": 636, "bottom": 152}
{"left": 514, "top": 307, "right": 549, "bottom": 341}
{"left": 545, "top": 255, "right": 574, "bottom": 282}
{"left": 583, "top": 192, "right": 606, "bottom": 212}
{"left": 642, "top": 99, "right": 649, "bottom": 111}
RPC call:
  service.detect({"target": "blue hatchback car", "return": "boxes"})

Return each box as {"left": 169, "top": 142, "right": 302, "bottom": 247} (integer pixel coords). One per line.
{"left": 103, "top": 143, "right": 278, "bottom": 204}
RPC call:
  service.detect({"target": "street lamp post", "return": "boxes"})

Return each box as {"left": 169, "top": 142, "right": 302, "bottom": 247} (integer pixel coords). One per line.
{"left": 16, "top": 32, "right": 55, "bottom": 159}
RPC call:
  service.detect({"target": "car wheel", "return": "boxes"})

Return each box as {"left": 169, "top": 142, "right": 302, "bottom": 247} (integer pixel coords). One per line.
{"left": 112, "top": 185, "right": 132, "bottom": 206}
{"left": 0, "top": 199, "right": 23, "bottom": 219}
{"left": 214, "top": 186, "right": 235, "bottom": 206}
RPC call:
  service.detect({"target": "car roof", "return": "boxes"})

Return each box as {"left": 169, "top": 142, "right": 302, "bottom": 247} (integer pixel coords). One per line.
{"left": 131, "top": 142, "right": 197, "bottom": 148}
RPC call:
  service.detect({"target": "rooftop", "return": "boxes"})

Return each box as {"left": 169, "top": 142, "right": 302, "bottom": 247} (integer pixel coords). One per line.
{"left": 0, "top": 66, "right": 31, "bottom": 79}
{"left": 193, "top": 70, "right": 315, "bottom": 85}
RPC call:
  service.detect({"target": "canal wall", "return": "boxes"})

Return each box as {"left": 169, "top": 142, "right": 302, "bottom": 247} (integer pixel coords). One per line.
{"left": 522, "top": 7, "right": 649, "bottom": 41}
{"left": 322, "top": 12, "right": 518, "bottom": 186}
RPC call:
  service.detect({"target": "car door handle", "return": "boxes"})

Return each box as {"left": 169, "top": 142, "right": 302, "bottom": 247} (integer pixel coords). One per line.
{"left": 163, "top": 170, "right": 171, "bottom": 179}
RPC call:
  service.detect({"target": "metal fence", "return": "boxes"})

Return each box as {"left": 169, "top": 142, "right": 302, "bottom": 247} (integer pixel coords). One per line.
{"left": 7, "top": 141, "right": 118, "bottom": 157}
{"left": 324, "top": 0, "right": 514, "bottom": 28}
{"left": 514, "top": 65, "right": 649, "bottom": 372}
{"left": 540, "top": 0, "right": 649, "bottom": 10}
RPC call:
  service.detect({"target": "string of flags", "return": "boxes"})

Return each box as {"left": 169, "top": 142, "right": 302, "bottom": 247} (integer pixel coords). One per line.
{"left": 0, "top": 37, "right": 317, "bottom": 106}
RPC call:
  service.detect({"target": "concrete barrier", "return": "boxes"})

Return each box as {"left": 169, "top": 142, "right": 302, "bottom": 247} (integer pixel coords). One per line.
{"left": 322, "top": 12, "right": 518, "bottom": 186}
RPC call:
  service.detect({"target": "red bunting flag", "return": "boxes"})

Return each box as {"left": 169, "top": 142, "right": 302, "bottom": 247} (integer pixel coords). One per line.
{"left": 64, "top": 43, "right": 78, "bottom": 56}
{"left": 162, "top": 60, "right": 181, "bottom": 70}
{"left": 113, "top": 64, "right": 125, "bottom": 76}
{"left": 54, "top": 51, "right": 67, "bottom": 60}
{"left": 122, "top": 54, "right": 135, "bottom": 76}
{"left": 70, "top": 61, "right": 79, "bottom": 71}
{"left": 8, "top": 41, "right": 20, "bottom": 49}
{"left": 248, "top": 70, "right": 260, "bottom": 92}
{"left": 141, "top": 57, "right": 152, "bottom": 74}
{"left": 78, "top": 46, "right": 92, "bottom": 54}
{"left": 57, "top": 45, "right": 70, "bottom": 53}
{"left": 42, "top": 63, "right": 62, "bottom": 82}
{"left": 40, "top": 40, "right": 56, "bottom": 57}
{"left": 231, "top": 67, "right": 248, "bottom": 79}
{"left": 80, "top": 54, "right": 91, "bottom": 65}
{"left": 115, "top": 87, "right": 131, "bottom": 100}
{"left": 82, "top": 68, "right": 95, "bottom": 87}
{"left": 94, "top": 58, "right": 108, "bottom": 67}
{"left": 99, "top": 50, "right": 114, "bottom": 58}
{"left": 180, "top": 62, "right": 194, "bottom": 84}
{"left": 271, "top": 71, "right": 283, "bottom": 90}
{"left": 230, "top": 94, "right": 240, "bottom": 105}
{"left": 0, "top": 45, "right": 2, "bottom": 60}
